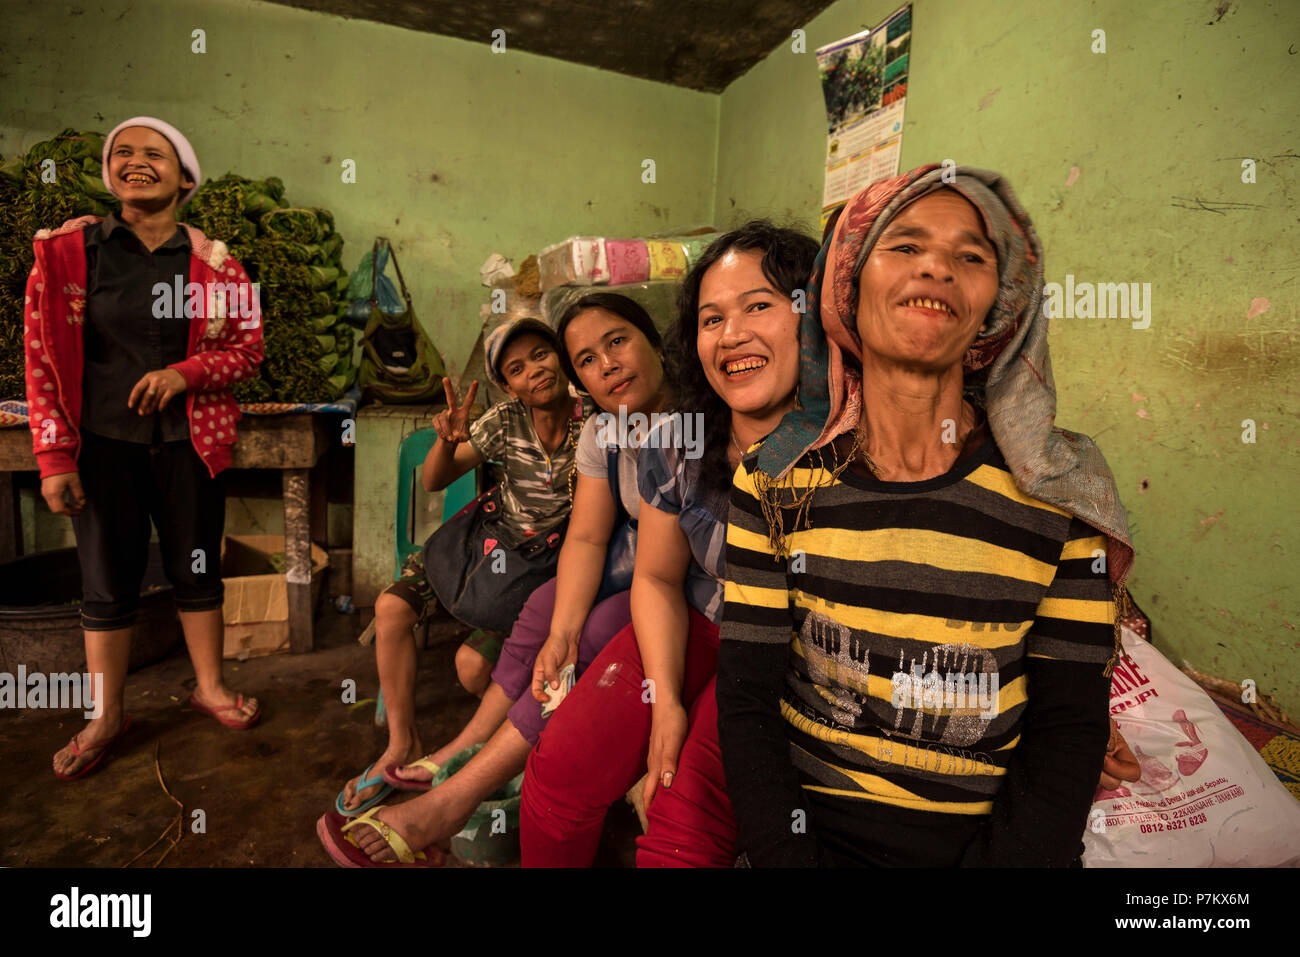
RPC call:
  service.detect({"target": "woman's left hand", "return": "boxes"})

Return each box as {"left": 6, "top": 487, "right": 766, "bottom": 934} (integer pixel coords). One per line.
{"left": 128, "top": 368, "right": 187, "bottom": 415}
{"left": 1100, "top": 717, "right": 1141, "bottom": 789}
{"left": 643, "top": 700, "right": 689, "bottom": 811}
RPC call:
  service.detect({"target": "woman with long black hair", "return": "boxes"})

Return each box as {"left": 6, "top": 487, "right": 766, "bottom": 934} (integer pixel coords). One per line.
{"left": 518, "top": 221, "right": 821, "bottom": 867}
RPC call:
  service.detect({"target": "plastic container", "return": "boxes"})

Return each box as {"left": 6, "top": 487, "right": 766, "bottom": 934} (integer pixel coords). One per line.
{"left": 434, "top": 744, "right": 524, "bottom": 866}
{"left": 0, "top": 545, "right": 182, "bottom": 675}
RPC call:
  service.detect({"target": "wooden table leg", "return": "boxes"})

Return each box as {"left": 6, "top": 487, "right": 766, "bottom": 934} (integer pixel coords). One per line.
{"left": 310, "top": 456, "right": 329, "bottom": 546}
{"left": 283, "top": 468, "right": 313, "bottom": 653}
{"left": 0, "top": 474, "right": 20, "bottom": 562}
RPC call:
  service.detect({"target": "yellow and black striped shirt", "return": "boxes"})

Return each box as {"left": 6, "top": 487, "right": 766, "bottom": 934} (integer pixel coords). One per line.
{"left": 717, "top": 435, "right": 1115, "bottom": 865}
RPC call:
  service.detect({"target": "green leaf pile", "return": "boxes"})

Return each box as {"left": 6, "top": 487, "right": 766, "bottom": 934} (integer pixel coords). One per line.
{"left": 186, "top": 175, "right": 354, "bottom": 403}
{"left": 0, "top": 130, "right": 116, "bottom": 400}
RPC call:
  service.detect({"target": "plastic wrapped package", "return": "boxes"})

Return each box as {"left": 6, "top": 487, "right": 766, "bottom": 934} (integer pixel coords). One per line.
{"left": 538, "top": 237, "right": 608, "bottom": 290}
{"left": 680, "top": 235, "right": 719, "bottom": 265}
{"left": 605, "top": 239, "right": 651, "bottom": 285}
{"left": 541, "top": 281, "right": 682, "bottom": 337}
{"left": 645, "top": 240, "right": 689, "bottom": 281}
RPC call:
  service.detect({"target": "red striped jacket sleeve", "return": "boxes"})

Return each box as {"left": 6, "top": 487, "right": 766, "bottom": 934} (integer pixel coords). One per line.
{"left": 24, "top": 255, "right": 78, "bottom": 477}
{"left": 167, "top": 254, "right": 263, "bottom": 392}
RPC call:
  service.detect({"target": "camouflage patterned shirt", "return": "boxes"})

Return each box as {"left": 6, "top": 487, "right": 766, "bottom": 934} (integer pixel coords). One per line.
{"left": 468, "top": 395, "right": 592, "bottom": 541}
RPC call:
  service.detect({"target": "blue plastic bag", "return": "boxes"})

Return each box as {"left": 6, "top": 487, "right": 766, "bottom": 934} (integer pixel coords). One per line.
{"left": 346, "top": 243, "right": 405, "bottom": 317}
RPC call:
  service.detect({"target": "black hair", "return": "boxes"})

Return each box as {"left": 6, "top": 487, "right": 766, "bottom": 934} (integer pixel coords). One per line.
{"left": 554, "top": 292, "right": 663, "bottom": 394}
{"left": 666, "top": 220, "right": 821, "bottom": 497}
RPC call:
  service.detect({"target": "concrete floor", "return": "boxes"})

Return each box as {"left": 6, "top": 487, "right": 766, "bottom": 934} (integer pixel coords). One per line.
{"left": 0, "top": 607, "right": 639, "bottom": 867}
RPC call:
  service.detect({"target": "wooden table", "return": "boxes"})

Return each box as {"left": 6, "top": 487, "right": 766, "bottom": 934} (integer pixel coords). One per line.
{"left": 0, "top": 413, "right": 334, "bottom": 653}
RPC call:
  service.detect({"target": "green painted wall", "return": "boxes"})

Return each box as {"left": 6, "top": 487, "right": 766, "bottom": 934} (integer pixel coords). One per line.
{"left": 1, "top": 0, "right": 717, "bottom": 553}
{"left": 0, "top": 0, "right": 719, "bottom": 377}
{"left": 717, "top": 0, "right": 1300, "bottom": 712}
{"left": 3, "top": 0, "right": 1295, "bottom": 714}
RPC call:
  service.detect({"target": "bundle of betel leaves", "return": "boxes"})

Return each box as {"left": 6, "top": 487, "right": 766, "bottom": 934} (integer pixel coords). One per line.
{"left": 186, "top": 175, "right": 355, "bottom": 402}
{"left": 0, "top": 130, "right": 116, "bottom": 399}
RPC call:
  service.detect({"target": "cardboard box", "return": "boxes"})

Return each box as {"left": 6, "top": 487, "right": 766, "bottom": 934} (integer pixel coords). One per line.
{"left": 221, "top": 535, "right": 329, "bottom": 660}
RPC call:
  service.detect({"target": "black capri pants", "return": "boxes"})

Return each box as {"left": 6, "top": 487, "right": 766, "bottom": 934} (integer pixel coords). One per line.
{"left": 71, "top": 430, "right": 226, "bottom": 630}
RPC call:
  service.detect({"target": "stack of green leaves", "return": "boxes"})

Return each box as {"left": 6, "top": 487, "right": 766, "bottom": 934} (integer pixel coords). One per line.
{"left": 187, "top": 178, "right": 356, "bottom": 403}
{"left": 0, "top": 130, "right": 117, "bottom": 399}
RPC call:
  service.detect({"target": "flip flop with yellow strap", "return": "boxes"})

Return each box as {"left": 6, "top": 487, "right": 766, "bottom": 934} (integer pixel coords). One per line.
{"left": 316, "top": 806, "right": 444, "bottom": 868}
{"left": 382, "top": 755, "right": 441, "bottom": 792}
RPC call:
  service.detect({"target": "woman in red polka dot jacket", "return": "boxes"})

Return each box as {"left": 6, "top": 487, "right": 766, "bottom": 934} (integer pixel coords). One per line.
{"left": 23, "top": 117, "right": 266, "bottom": 780}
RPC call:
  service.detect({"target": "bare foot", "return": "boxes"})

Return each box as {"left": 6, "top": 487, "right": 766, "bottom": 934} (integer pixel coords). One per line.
{"left": 52, "top": 712, "right": 129, "bottom": 777}
{"left": 391, "top": 742, "right": 464, "bottom": 785}
{"left": 349, "top": 791, "right": 475, "bottom": 863}
{"left": 341, "top": 738, "right": 422, "bottom": 813}
{"left": 191, "top": 684, "right": 260, "bottom": 725}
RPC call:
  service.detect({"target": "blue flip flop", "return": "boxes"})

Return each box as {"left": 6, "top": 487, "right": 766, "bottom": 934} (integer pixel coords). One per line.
{"left": 335, "top": 762, "right": 394, "bottom": 817}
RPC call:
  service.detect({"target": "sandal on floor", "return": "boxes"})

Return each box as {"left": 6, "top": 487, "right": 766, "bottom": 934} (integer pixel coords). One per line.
{"left": 316, "top": 807, "right": 444, "bottom": 868}
{"left": 54, "top": 713, "right": 133, "bottom": 781}
{"left": 334, "top": 762, "right": 393, "bottom": 817}
{"left": 189, "top": 692, "right": 261, "bottom": 730}
{"left": 382, "top": 755, "right": 442, "bottom": 792}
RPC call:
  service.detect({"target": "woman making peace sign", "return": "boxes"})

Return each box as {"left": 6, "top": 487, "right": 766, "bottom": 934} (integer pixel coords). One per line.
{"left": 335, "top": 318, "right": 590, "bottom": 818}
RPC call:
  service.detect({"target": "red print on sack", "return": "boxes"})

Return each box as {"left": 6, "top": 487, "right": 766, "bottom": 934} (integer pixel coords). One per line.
{"left": 1172, "top": 709, "right": 1209, "bottom": 776}
{"left": 483, "top": 538, "right": 498, "bottom": 556}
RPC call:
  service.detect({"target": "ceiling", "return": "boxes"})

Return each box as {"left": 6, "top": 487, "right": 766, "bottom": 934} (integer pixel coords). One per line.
{"left": 263, "top": 0, "right": 839, "bottom": 92}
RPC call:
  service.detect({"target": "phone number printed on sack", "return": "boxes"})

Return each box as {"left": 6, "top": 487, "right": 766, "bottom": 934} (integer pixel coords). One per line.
{"left": 1102, "top": 782, "right": 1245, "bottom": 830}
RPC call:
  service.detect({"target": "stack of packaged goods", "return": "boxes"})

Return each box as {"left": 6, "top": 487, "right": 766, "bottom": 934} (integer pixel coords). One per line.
{"left": 536, "top": 232, "right": 719, "bottom": 336}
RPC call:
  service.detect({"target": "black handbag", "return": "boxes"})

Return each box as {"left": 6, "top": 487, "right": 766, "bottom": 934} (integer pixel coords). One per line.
{"left": 421, "top": 486, "right": 566, "bottom": 633}
{"left": 594, "top": 446, "right": 637, "bottom": 603}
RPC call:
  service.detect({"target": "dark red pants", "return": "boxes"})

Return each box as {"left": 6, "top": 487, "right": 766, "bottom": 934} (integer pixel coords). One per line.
{"left": 519, "top": 609, "right": 737, "bottom": 867}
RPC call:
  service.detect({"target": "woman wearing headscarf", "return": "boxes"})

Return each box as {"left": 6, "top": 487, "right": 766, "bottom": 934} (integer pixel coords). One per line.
{"left": 25, "top": 118, "right": 264, "bottom": 779}
{"left": 717, "top": 165, "right": 1135, "bottom": 866}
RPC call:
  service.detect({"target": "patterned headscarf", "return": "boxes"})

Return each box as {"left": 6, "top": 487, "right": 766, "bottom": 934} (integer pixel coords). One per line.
{"left": 756, "top": 164, "right": 1134, "bottom": 586}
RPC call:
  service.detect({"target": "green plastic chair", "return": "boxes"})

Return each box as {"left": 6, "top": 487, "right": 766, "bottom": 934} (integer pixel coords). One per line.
{"left": 378, "top": 427, "right": 477, "bottom": 728}
{"left": 394, "top": 426, "right": 477, "bottom": 575}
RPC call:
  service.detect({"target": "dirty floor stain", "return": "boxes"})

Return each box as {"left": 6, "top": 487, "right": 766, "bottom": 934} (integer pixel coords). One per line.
{"left": 0, "top": 610, "right": 638, "bottom": 867}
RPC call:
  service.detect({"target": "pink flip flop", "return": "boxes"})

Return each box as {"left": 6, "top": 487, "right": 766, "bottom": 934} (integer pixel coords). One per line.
{"left": 54, "top": 713, "right": 133, "bottom": 781}
{"left": 189, "top": 692, "right": 261, "bottom": 730}
{"left": 316, "top": 809, "right": 445, "bottom": 868}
